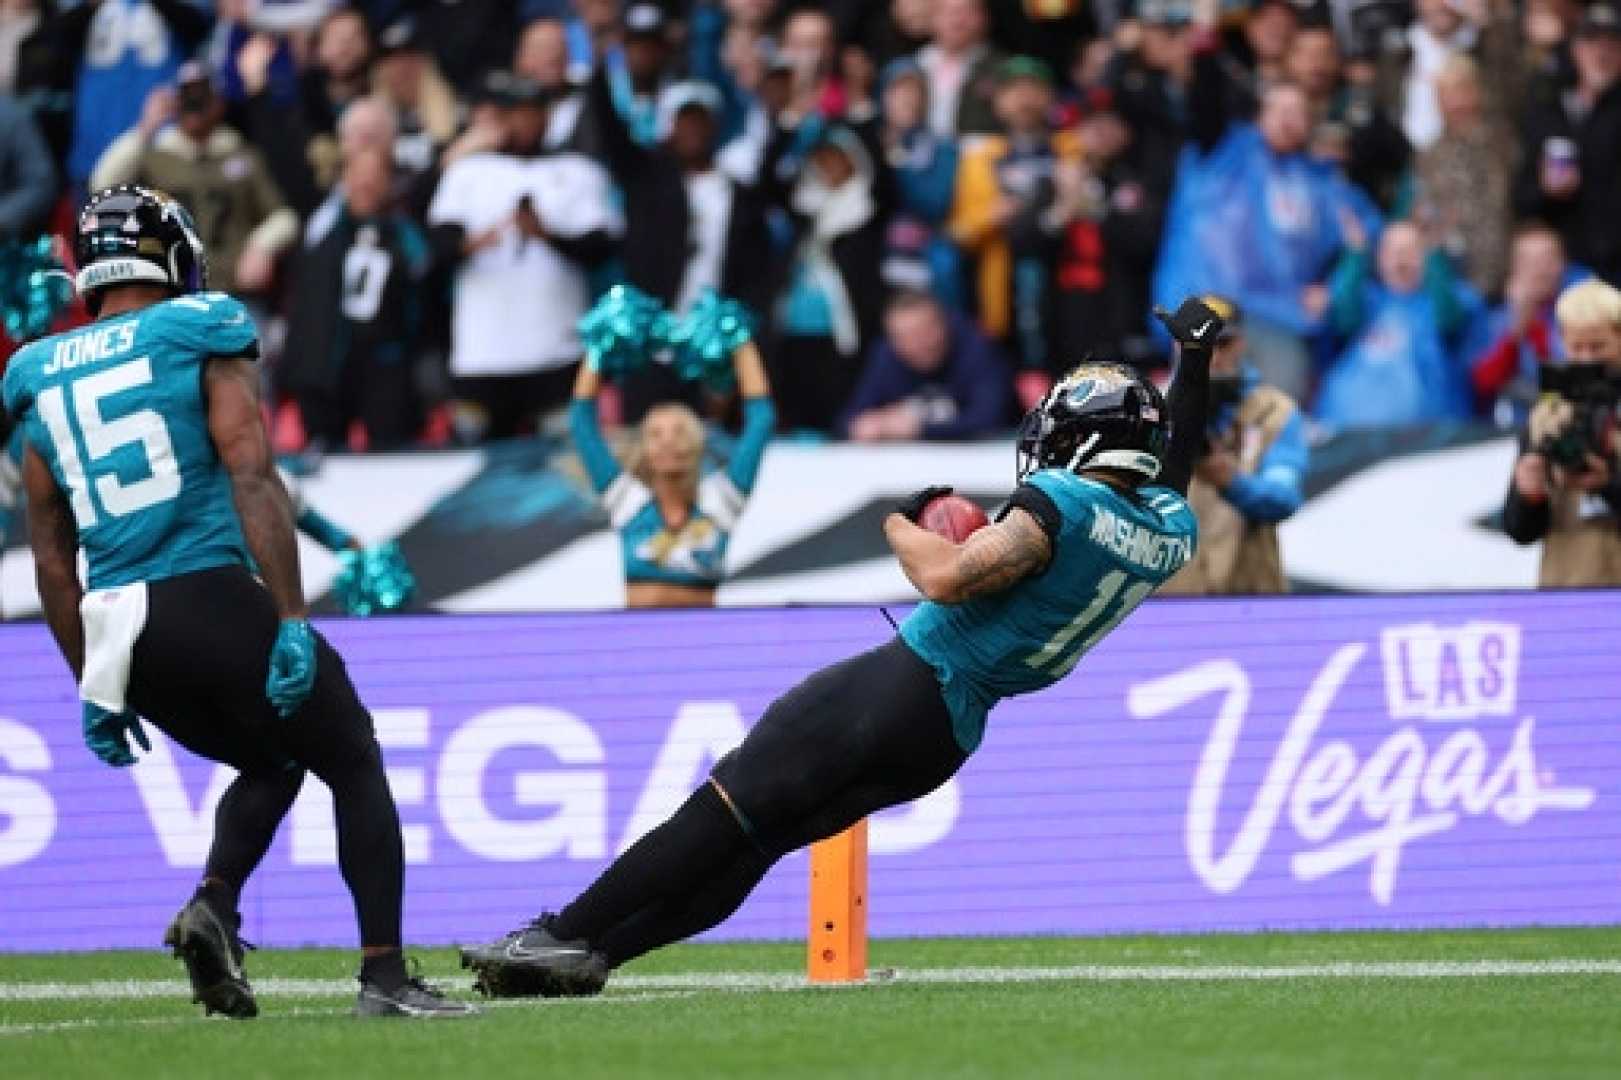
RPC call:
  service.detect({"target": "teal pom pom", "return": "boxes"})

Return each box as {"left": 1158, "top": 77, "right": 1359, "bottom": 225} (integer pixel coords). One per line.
{"left": 577, "top": 284, "right": 671, "bottom": 378}
{"left": 332, "top": 542, "right": 416, "bottom": 616}
{"left": 668, "top": 290, "right": 754, "bottom": 389}
{"left": 0, "top": 236, "right": 72, "bottom": 342}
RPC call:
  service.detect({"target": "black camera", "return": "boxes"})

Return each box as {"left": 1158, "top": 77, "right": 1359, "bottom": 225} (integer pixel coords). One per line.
{"left": 1535, "top": 363, "right": 1621, "bottom": 471}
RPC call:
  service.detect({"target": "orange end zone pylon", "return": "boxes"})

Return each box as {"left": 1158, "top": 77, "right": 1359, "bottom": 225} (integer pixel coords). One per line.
{"left": 807, "top": 819, "right": 868, "bottom": 983}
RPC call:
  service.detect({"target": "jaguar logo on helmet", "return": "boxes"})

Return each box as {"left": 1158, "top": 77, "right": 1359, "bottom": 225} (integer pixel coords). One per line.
{"left": 73, "top": 185, "right": 209, "bottom": 313}
{"left": 1016, "top": 360, "right": 1169, "bottom": 483}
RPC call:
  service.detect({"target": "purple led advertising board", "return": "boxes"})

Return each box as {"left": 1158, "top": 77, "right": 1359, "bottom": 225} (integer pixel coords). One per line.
{"left": 1, "top": 591, "right": 1617, "bottom": 951}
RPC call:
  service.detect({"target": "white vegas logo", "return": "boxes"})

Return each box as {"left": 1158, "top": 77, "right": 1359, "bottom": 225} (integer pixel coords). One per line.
{"left": 1127, "top": 623, "right": 1595, "bottom": 904}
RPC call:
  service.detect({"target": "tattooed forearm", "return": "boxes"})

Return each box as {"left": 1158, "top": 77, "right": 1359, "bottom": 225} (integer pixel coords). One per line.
{"left": 885, "top": 506, "right": 1053, "bottom": 605}
{"left": 948, "top": 509, "right": 1052, "bottom": 602}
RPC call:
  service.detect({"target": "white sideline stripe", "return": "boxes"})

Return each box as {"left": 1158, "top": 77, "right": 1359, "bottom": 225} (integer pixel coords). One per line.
{"left": 0, "top": 992, "right": 695, "bottom": 1037}
{"left": 4, "top": 960, "right": 1621, "bottom": 1004}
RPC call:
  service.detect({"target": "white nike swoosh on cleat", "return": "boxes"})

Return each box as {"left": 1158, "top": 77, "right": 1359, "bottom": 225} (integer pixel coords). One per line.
{"left": 503, "top": 941, "right": 590, "bottom": 961}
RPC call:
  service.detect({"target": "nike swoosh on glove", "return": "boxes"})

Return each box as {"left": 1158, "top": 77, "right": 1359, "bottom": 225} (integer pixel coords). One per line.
{"left": 1154, "top": 298, "right": 1225, "bottom": 348}
{"left": 82, "top": 701, "right": 151, "bottom": 768}
{"left": 266, "top": 618, "right": 318, "bottom": 718}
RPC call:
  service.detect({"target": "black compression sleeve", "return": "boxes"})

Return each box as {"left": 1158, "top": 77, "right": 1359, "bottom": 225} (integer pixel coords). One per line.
{"left": 1159, "top": 345, "right": 1213, "bottom": 496}
{"left": 999, "top": 483, "right": 1063, "bottom": 541}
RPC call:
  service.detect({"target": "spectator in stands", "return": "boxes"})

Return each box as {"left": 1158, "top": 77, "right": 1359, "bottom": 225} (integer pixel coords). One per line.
{"left": 1514, "top": 2, "right": 1621, "bottom": 288}
{"left": 0, "top": 93, "right": 55, "bottom": 236}
{"left": 428, "top": 76, "right": 621, "bottom": 442}
{"left": 865, "top": 0, "right": 932, "bottom": 70}
{"left": 1411, "top": 55, "right": 1514, "bottom": 297}
{"left": 414, "top": 0, "right": 519, "bottom": 91}
{"left": 841, "top": 290, "right": 1010, "bottom": 442}
{"left": 371, "top": 17, "right": 459, "bottom": 179}
{"left": 766, "top": 124, "right": 884, "bottom": 434}
{"left": 1155, "top": 79, "right": 1360, "bottom": 402}
{"left": 773, "top": 7, "right": 843, "bottom": 128}
{"left": 281, "top": 145, "right": 429, "bottom": 452}
{"left": 1315, "top": 218, "right": 1476, "bottom": 427}
{"left": 1161, "top": 295, "right": 1307, "bottom": 595}
{"left": 306, "top": 7, "right": 373, "bottom": 135}
{"left": 436, "top": 70, "right": 507, "bottom": 174}
{"left": 243, "top": 6, "right": 373, "bottom": 207}
{"left": 607, "top": 3, "right": 677, "bottom": 146}
{"left": 91, "top": 63, "right": 297, "bottom": 297}
{"left": 1472, "top": 224, "right": 1587, "bottom": 423}
{"left": 2, "top": 0, "right": 75, "bottom": 170}
{"left": 303, "top": 97, "right": 417, "bottom": 289}
{"left": 1391, "top": 0, "right": 1493, "bottom": 151}
{"left": 1223, "top": 0, "right": 1301, "bottom": 104}
{"left": 1284, "top": 22, "right": 1410, "bottom": 208}
{"left": 570, "top": 334, "right": 776, "bottom": 609}
{"left": 1047, "top": 88, "right": 1167, "bottom": 385}
{"left": 1503, "top": 278, "right": 1621, "bottom": 586}
{"left": 916, "top": 0, "right": 1003, "bottom": 137}
{"left": 588, "top": 70, "right": 774, "bottom": 416}
{"left": 60, "top": 0, "right": 210, "bottom": 190}
{"left": 564, "top": 0, "right": 623, "bottom": 75}
{"left": 516, "top": 17, "right": 595, "bottom": 152}
{"left": 1110, "top": 0, "right": 1197, "bottom": 176}
{"left": 877, "top": 58, "right": 962, "bottom": 306}
{"left": 949, "top": 57, "right": 1081, "bottom": 369}
{"left": 229, "top": 31, "right": 319, "bottom": 216}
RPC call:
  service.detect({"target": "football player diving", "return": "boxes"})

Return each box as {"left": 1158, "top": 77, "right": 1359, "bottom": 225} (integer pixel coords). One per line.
{"left": 460, "top": 297, "right": 1226, "bottom": 997}
{"left": 1, "top": 186, "right": 471, "bottom": 1019}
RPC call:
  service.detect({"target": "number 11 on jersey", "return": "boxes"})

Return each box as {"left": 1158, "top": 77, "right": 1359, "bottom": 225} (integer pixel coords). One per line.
{"left": 1025, "top": 569, "right": 1154, "bottom": 678}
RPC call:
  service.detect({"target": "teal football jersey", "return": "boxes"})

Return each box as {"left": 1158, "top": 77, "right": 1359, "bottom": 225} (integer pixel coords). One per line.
{"left": 901, "top": 469, "right": 1198, "bottom": 753}
{"left": 1, "top": 292, "right": 259, "bottom": 590}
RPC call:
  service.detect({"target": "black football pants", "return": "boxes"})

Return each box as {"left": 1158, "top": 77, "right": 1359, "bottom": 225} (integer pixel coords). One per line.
{"left": 126, "top": 565, "right": 404, "bottom": 947}
{"left": 553, "top": 637, "right": 967, "bottom": 967}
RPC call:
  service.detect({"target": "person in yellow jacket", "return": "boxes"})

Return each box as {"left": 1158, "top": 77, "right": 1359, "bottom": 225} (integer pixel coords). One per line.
{"left": 948, "top": 56, "right": 1081, "bottom": 366}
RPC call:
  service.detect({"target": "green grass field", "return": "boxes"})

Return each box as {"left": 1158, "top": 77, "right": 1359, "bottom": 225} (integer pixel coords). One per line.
{"left": 3, "top": 929, "right": 1620, "bottom": 1079}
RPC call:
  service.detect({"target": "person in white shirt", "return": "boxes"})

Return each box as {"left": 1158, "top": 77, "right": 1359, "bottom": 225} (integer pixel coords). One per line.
{"left": 427, "top": 74, "right": 622, "bottom": 442}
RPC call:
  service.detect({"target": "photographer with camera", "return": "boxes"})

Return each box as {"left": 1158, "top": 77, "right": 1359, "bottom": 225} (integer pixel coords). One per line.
{"left": 1160, "top": 296, "right": 1308, "bottom": 595}
{"left": 1504, "top": 279, "right": 1621, "bottom": 586}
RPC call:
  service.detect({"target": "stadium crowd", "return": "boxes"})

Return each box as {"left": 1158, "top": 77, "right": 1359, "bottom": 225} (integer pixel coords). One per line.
{"left": 0, "top": 0, "right": 1615, "bottom": 451}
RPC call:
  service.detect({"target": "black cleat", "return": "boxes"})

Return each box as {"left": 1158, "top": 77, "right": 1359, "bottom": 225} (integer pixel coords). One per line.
{"left": 355, "top": 969, "right": 478, "bottom": 1018}
{"left": 163, "top": 899, "right": 258, "bottom": 1019}
{"left": 460, "top": 913, "right": 610, "bottom": 999}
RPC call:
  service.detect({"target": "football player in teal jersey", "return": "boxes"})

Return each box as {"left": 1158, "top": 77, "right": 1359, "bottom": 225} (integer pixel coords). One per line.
{"left": 460, "top": 297, "right": 1226, "bottom": 998}
{"left": 1, "top": 186, "right": 470, "bottom": 1019}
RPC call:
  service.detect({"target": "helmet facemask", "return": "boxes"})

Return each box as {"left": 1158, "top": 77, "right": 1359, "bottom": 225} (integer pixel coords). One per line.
{"left": 1014, "top": 363, "right": 1167, "bottom": 484}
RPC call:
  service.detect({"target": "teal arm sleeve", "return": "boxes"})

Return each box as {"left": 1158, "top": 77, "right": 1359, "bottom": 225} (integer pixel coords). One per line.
{"left": 297, "top": 506, "right": 355, "bottom": 551}
{"left": 726, "top": 397, "right": 776, "bottom": 494}
{"left": 569, "top": 398, "right": 623, "bottom": 493}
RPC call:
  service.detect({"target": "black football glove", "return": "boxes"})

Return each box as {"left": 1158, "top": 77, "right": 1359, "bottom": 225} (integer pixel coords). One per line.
{"left": 896, "top": 485, "right": 954, "bottom": 523}
{"left": 1154, "top": 298, "right": 1225, "bottom": 350}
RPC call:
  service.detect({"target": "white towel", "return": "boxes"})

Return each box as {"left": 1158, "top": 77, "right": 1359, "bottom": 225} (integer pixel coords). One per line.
{"left": 79, "top": 583, "right": 149, "bottom": 713}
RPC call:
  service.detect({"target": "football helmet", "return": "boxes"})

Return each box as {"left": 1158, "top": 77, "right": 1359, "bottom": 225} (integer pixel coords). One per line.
{"left": 74, "top": 185, "right": 208, "bottom": 312}
{"left": 1015, "top": 361, "right": 1168, "bottom": 483}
